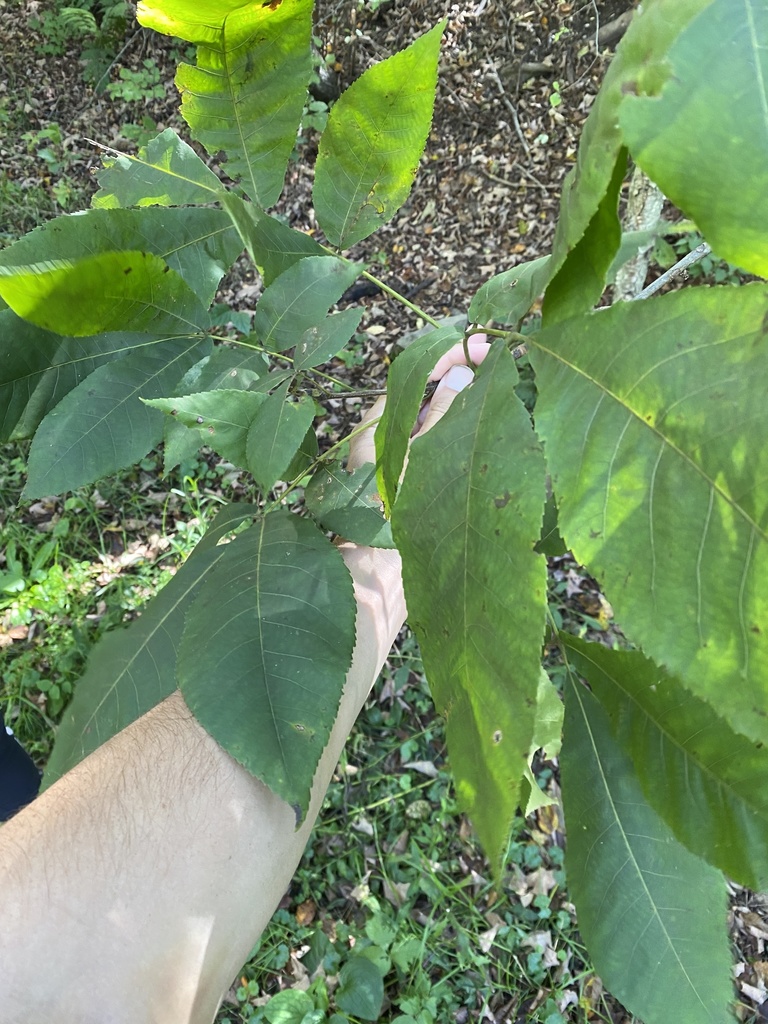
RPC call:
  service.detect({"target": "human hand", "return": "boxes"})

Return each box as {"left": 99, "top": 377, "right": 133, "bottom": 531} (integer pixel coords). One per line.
{"left": 347, "top": 333, "right": 491, "bottom": 470}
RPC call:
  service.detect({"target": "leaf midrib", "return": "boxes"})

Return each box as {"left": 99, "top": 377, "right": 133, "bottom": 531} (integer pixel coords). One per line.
{"left": 570, "top": 677, "right": 715, "bottom": 1018}
{"left": 533, "top": 336, "right": 768, "bottom": 545}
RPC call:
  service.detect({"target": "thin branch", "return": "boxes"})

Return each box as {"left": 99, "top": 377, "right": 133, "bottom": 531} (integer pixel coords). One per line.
{"left": 359, "top": 269, "right": 441, "bottom": 328}
{"left": 485, "top": 63, "right": 530, "bottom": 158}
{"left": 633, "top": 242, "right": 712, "bottom": 301}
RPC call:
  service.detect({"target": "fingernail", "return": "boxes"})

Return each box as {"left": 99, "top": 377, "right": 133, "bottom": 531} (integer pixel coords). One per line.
{"left": 437, "top": 364, "right": 474, "bottom": 394}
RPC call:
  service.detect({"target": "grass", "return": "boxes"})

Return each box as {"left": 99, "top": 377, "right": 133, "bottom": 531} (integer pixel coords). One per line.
{"left": 0, "top": 445, "right": 239, "bottom": 760}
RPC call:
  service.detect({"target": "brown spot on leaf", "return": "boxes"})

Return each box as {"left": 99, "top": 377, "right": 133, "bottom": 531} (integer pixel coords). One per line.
{"left": 123, "top": 267, "right": 132, "bottom": 275}
{"left": 492, "top": 730, "right": 502, "bottom": 744}
{"left": 494, "top": 490, "right": 512, "bottom": 509}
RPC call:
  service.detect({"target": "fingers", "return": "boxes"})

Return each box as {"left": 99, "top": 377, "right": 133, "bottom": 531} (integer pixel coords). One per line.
{"left": 428, "top": 334, "right": 491, "bottom": 381}
{"left": 415, "top": 363, "right": 475, "bottom": 437}
{"left": 347, "top": 332, "right": 492, "bottom": 464}
{"left": 347, "top": 396, "right": 386, "bottom": 470}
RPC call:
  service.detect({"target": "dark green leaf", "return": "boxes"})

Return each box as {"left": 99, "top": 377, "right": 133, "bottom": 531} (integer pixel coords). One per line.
{"left": 140, "top": 0, "right": 313, "bottom": 207}
{"left": 547, "top": 1, "right": 709, "bottom": 286}
{"left": 313, "top": 23, "right": 445, "bottom": 249}
{"left": 283, "top": 424, "right": 318, "bottom": 482}
{"left": 374, "top": 321, "right": 463, "bottom": 514}
{"left": 530, "top": 285, "right": 768, "bottom": 743}
{"left": 0, "top": 310, "right": 167, "bottom": 442}
{"left": 468, "top": 255, "right": 550, "bottom": 327}
{"left": 178, "top": 512, "right": 357, "bottom": 819}
{"left": 535, "top": 492, "right": 567, "bottom": 557}
{"left": 543, "top": 151, "right": 626, "bottom": 324}
{"left": 305, "top": 462, "right": 394, "bottom": 548}
{"left": 25, "top": 337, "right": 210, "bottom": 498}
{"left": 92, "top": 128, "right": 224, "bottom": 208}
{"left": 176, "top": 344, "right": 269, "bottom": 394}
{"left": 253, "top": 256, "right": 361, "bottom": 352}
{"left": 244, "top": 366, "right": 296, "bottom": 395}
{"left": 295, "top": 308, "right": 364, "bottom": 370}
{"left": 0, "top": 206, "right": 241, "bottom": 307}
{"left": 221, "top": 195, "right": 324, "bottom": 287}
{"left": 246, "top": 390, "right": 316, "bottom": 491}
{"left": 147, "top": 388, "right": 267, "bottom": 468}
{"left": 620, "top": 0, "right": 768, "bottom": 278}
{"left": 0, "top": 251, "right": 210, "bottom": 337}
{"left": 335, "top": 956, "right": 385, "bottom": 1022}
{"left": 42, "top": 502, "right": 257, "bottom": 786}
{"left": 561, "top": 677, "right": 733, "bottom": 1024}
{"left": 392, "top": 345, "right": 547, "bottom": 872}
{"left": 562, "top": 635, "right": 768, "bottom": 891}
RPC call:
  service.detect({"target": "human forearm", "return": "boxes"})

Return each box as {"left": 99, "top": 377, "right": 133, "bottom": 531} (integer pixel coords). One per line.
{"left": 0, "top": 545, "right": 406, "bottom": 1024}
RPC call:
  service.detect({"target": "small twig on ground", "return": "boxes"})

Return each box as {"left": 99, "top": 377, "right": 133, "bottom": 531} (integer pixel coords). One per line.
{"left": 632, "top": 242, "right": 712, "bottom": 301}
{"left": 481, "top": 166, "right": 560, "bottom": 192}
{"left": 485, "top": 63, "right": 530, "bottom": 158}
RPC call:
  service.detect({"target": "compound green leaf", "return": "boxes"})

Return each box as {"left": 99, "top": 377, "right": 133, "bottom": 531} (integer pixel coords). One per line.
{"left": 92, "top": 128, "right": 224, "bottom": 208}
{"left": 43, "top": 502, "right": 257, "bottom": 786}
{"left": 0, "top": 250, "right": 210, "bottom": 337}
{"left": 562, "top": 635, "right": 768, "bottom": 891}
{"left": 295, "top": 308, "right": 363, "bottom": 371}
{"left": 246, "top": 390, "right": 316, "bottom": 492}
{"left": 530, "top": 285, "right": 768, "bottom": 743}
{"left": 0, "top": 206, "right": 241, "bottom": 307}
{"left": 468, "top": 255, "right": 550, "bottom": 327}
{"left": 0, "top": 309, "right": 164, "bottom": 441}
{"left": 147, "top": 388, "right": 267, "bottom": 469}
{"left": 313, "top": 22, "right": 445, "bottom": 249}
{"left": 305, "top": 462, "right": 394, "bottom": 548}
{"left": 25, "top": 337, "right": 209, "bottom": 498}
{"left": 221, "top": 195, "right": 324, "bottom": 287}
{"left": 561, "top": 676, "right": 733, "bottom": 1024}
{"left": 620, "top": 0, "right": 768, "bottom": 278}
{"left": 374, "top": 321, "right": 463, "bottom": 514}
{"left": 253, "top": 255, "right": 361, "bottom": 352}
{"left": 392, "top": 344, "right": 547, "bottom": 873}
{"left": 178, "top": 511, "right": 357, "bottom": 819}
{"left": 546, "top": 0, "right": 710, "bottom": 286}
{"left": 141, "top": 0, "right": 313, "bottom": 207}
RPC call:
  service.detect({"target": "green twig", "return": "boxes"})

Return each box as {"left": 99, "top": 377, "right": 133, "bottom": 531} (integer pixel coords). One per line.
{"left": 320, "top": 243, "right": 441, "bottom": 328}
{"left": 264, "top": 415, "right": 383, "bottom": 512}
{"left": 360, "top": 268, "right": 441, "bottom": 328}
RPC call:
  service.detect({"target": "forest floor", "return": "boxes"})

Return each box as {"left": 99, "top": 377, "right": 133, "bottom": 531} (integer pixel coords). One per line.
{"left": 2, "top": 0, "right": 768, "bottom": 1021}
